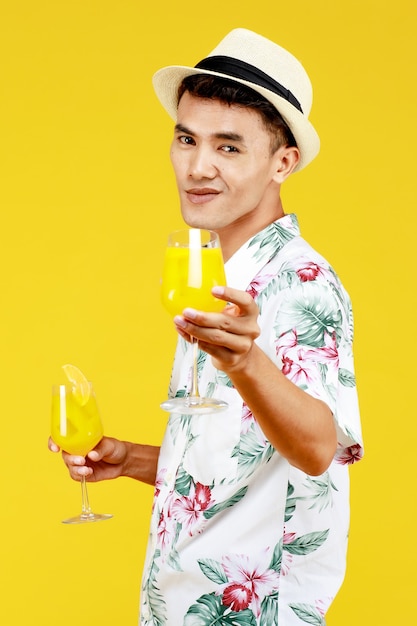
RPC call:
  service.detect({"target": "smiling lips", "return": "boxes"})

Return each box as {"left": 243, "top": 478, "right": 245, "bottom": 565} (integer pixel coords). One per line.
{"left": 186, "top": 188, "right": 220, "bottom": 204}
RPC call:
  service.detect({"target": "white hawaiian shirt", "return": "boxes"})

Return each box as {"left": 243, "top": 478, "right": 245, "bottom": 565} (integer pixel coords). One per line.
{"left": 140, "top": 214, "right": 363, "bottom": 626}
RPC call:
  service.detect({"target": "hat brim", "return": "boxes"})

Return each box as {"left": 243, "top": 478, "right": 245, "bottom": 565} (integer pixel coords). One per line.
{"left": 152, "top": 65, "right": 320, "bottom": 172}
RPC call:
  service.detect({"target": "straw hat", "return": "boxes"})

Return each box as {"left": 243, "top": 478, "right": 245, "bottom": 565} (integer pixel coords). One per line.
{"left": 152, "top": 28, "right": 320, "bottom": 172}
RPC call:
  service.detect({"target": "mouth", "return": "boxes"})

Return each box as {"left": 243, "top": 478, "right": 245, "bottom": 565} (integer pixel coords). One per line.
{"left": 185, "top": 188, "right": 220, "bottom": 205}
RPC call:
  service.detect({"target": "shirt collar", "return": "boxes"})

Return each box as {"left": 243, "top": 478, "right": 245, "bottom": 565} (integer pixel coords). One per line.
{"left": 225, "top": 214, "right": 300, "bottom": 291}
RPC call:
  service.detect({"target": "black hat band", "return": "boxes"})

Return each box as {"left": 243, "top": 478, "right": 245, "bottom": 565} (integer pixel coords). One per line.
{"left": 195, "top": 55, "right": 303, "bottom": 114}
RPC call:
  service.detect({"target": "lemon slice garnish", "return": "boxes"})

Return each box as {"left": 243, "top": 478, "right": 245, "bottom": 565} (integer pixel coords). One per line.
{"left": 62, "top": 364, "right": 90, "bottom": 406}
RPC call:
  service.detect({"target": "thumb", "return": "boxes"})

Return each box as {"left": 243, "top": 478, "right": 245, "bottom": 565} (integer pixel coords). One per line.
{"left": 48, "top": 437, "right": 60, "bottom": 453}
{"left": 87, "top": 436, "right": 125, "bottom": 465}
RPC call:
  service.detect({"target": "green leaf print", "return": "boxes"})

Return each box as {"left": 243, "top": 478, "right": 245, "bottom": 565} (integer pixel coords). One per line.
{"left": 184, "top": 593, "right": 257, "bottom": 626}
{"left": 216, "top": 370, "right": 234, "bottom": 388}
{"left": 168, "top": 412, "right": 192, "bottom": 442}
{"left": 268, "top": 540, "right": 283, "bottom": 573}
{"left": 166, "top": 543, "right": 182, "bottom": 572}
{"left": 338, "top": 367, "right": 356, "bottom": 387}
{"left": 260, "top": 591, "right": 278, "bottom": 626}
{"left": 203, "top": 486, "right": 248, "bottom": 520}
{"left": 316, "top": 363, "right": 337, "bottom": 408}
{"left": 232, "top": 426, "right": 275, "bottom": 481}
{"left": 285, "top": 477, "right": 337, "bottom": 521}
{"left": 275, "top": 282, "right": 342, "bottom": 348}
{"left": 303, "top": 473, "right": 338, "bottom": 513}
{"left": 166, "top": 522, "right": 183, "bottom": 572}
{"left": 205, "top": 382, "right": 216, "bottom": 399}
{"left": 197, "top": 558, "right": 228, "bottom": 584}
{"left": 143, "top": 549, "right": 167, "bottom": 626}
{"left": 284, "top": 482, "right": 297, "bottom": 522}
{"left": 174, "top": 465, "right": 193, "bottom": 496}
{"left": 284, "top": 496, "right": 297, "bottom": 522}
{"left": 256, "top": 271, "right": 298, "bottom": 314}
{"left": 289, "top": 603, "right": 325, "bottom": 625}
{"left": 256, "top": 277, "right": 279, "bottom": 314}
{"left": 196, "top": 347, "right": 208, "bottom": 376}
{"left": 284, "top": 530, "right": 329, "bottom": 556}
{"left": 327, "top": 269, "right": 352, "bottom": 322}
{"left": 249, "top": 219, "right": 297, "bottom": 262}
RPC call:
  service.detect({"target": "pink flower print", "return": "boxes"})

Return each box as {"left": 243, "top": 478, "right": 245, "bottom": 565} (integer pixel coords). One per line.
{"left": 241, "top": 403, "right": 255, "bottom": 434}
{"left": 247, "top": 273, "right": 276, "bottom": 299}
{"left": 154, "top": 468, "right": 167, "bottom": 499}
{"left": 277, "top": 329, "right": 298, "bottom": 352}
{"left": 222, "top": 583, "right": 253, "bottom": 611}
{"left": 280, "top": 533, "right": 295, "bottom": 576}
{"left": 280, "top": 551, "right": 293, "bottom": 576}
{"left": 304, "top": 331, "right": 339, "bottom": 367}
{"left": 315, "top": 598, "right": 329, "bottom": 617}
{"left": 296, "top": 262, "right": 322, "bottom": 282}
{"left": 170, "top": 482, "right": 213, "bottom": 535}
{"left": 279, "top": 352, "right": 320, "bottom": 387}
{"left": 282, "top": 532, "right": 296, "bottom": 545}
{"left": 156, "top": 509, "right": 176, "bottom": 555}
{"left": 152, "top": 468, "right": 167, "bottom": 512}
{"left": 281, "top": 355, "right": 294, "bottom": 376}
{"left": 277, "top": 330, "right": 338, "bottom": 387}
{"left": 335, "top": 443, "right": 363, "bottom": 465}
{"left": 194, "top": 483, "right": 212, "bottom": 509}
{"left": 220, "top": 550, "right": 280, "bottom": 616}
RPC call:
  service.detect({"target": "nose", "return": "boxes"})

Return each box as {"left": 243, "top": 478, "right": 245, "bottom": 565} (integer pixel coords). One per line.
{"left": 188, "top": 145, "right": 217, "bottom": 180}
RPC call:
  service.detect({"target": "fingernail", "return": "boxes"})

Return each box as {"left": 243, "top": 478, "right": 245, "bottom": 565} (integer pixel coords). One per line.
{"left": 183, "top": 308, "right": 198, "bottom": 319}
{"left": 174, "top": 316, "right": 187, "bottom": 328}
{"left": 212, "top": 286, "right": 225, "bottom": 296}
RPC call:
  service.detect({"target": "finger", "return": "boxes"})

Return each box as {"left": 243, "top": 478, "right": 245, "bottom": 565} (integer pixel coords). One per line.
{"left": 176, "top": 319, "right": 258, "bottom": 361}
{"left": 87, "top": 436, "right": 125, "bottom": 465}
{"left": 62, "top": 451, "right": 86, "bottom": 467}
{"left": 173, "top": 316, "right": 193, "bottom": 342}
{"left": 212, "top": 286, "right": 257, "bottom": 314}
{"left": 60, "top": 452, "right": 92, "bottom": 480}
{"left": 48, "top": 437, "right": 60, "bottom": 453}
{"left": 178, "top": 307, "right": 259, "bottom": 341}
{"left": 84, "top": 437, "right": 114, "bottom": 462}
{"left": 200, "top": 328, "right": 255, "bottom": 356}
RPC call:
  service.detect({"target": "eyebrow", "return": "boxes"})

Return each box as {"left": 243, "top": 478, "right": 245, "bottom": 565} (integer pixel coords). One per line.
{"left": 174, "top": 123, "right": 244, "bottom": 143}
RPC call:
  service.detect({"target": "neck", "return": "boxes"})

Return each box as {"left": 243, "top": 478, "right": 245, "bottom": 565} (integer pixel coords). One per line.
{"left": 219, "top": 199, "right": 285, "bottom": 262}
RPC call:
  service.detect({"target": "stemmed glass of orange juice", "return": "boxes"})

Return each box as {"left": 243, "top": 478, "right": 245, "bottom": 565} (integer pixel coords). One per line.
{"left": 50, "top": 365, "right": 112, "bottom": 524}
{"left": 160, "top": 229, "right": 228, "bottom": 414}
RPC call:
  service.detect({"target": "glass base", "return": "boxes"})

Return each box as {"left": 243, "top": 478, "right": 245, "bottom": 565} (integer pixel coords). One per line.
{"left": 62, "top": 512, "right": 113, "bottom": 525}
{"left": 160, "top": 396, "right": 228, "bottom": 415}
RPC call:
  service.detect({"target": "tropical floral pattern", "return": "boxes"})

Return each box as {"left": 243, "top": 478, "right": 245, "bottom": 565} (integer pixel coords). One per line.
{"left": 140, "top": 214, "right": 363, "bottom": 626}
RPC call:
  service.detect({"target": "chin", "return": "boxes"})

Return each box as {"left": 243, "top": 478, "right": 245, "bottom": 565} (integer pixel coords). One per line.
{"left": 181, "top": 211, "right": 222, "bottom": 231}
{"left": 182, "top": 214, "right": 210, "bottom": 230}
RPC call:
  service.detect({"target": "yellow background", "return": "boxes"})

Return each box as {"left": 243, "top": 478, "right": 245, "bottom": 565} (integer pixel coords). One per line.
{"left": 1, "top": 1, "right": 415, "bottom": 624}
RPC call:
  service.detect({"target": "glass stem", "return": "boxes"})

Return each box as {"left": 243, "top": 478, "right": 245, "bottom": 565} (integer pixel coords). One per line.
{"left": 80, "top": 475, "right": 93, "bottom": 516}
{"left": 189, "top": 337, "right": 200, "bottom": 399}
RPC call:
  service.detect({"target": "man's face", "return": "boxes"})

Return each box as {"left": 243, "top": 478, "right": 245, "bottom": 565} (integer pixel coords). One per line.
{"left": 170, "top": 92, "right": 286, "bottom": 244}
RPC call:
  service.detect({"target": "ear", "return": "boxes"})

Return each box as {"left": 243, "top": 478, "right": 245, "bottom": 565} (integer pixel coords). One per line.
{"left": 272, "top": 146, "right": 300, "bottom": 184}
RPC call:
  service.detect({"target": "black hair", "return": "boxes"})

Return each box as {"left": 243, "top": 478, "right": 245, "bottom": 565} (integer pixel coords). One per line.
{"left": 177, "top": 74, "right": 297, "bottom": 153}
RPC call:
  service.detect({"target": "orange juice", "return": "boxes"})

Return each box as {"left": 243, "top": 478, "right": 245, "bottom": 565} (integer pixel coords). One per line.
{"left": 161, "top": 246, "right": 226, "bottom": 317}
{"left": 51, "top": 386, "right": 103, "bottom": 456}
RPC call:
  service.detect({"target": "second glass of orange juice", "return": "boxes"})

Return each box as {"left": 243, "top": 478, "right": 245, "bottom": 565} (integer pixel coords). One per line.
{"left": 160, "top": 229, "right": 228, "bottom": 414}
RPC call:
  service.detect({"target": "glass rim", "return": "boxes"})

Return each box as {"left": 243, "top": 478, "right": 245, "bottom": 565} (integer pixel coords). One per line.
{"left": 166, "top": 228, "right": 220, "bottom": 247}
{"left": 51, "top": 382, "right": 93, "bottom": 391}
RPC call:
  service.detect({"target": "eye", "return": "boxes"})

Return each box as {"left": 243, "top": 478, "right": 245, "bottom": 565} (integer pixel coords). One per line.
{"left": 179, "top": 135, "right": 195, "bottom": 145}
{"left": 221, "top": 145, "right": 239, "bottom": 153}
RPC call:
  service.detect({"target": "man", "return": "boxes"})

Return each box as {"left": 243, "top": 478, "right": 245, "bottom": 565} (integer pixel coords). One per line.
{"left": 51, "top": 28, "right": 363, "bottom": 625}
